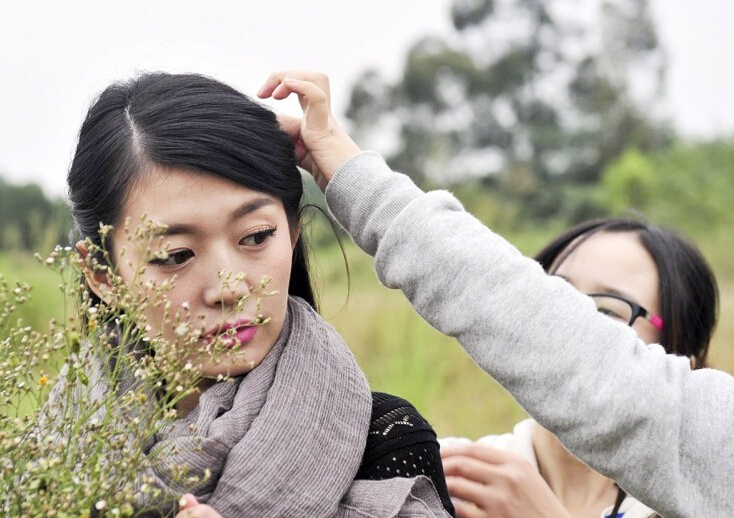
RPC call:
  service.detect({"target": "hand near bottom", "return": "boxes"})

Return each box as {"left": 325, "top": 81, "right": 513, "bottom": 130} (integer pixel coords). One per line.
{"left": 441, "top": 442, "right": 572, "bottom": 518}
{"left": 175, "top": 494, "right": 223, "bottom": 518}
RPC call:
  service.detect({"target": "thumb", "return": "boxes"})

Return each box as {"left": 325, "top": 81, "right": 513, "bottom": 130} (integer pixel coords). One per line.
{"left": 276, "top": 113, "right": 302, "bottom": 141}
{"left": 179, "top": 493, "right": 199, "bottom": 510}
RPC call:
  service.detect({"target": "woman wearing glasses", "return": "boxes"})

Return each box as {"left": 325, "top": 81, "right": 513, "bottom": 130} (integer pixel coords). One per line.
{"left": 440, "top": 217, "right": 717, "bottom": 518}
{"left": 259, "top": 71, "right": 734, "bottom": 518}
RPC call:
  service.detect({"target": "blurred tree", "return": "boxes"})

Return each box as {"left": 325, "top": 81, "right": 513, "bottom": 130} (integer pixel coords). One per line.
{"left": 0, "top": 176, "right": 72, "bottom": 252}
{"left": 599, "top": 148, "right": 655, "bottom": 211}
{"left": 346, "top": 0, "right": 672, "bottom": 208}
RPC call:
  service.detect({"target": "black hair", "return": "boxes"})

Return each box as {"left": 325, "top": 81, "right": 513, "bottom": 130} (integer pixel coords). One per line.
{"left": 534, "top": 217, "right": 718, "bottom": 368}
{"left": 67, "top": 72, "right": 316, "bottom": 309}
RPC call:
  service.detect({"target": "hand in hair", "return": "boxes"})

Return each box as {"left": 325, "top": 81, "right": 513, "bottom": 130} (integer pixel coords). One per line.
{"left": 441, "top": 442, "right": 572, "bottom": 518}
{"left": 258, "top": 71, "right": 361, "bottom": 192}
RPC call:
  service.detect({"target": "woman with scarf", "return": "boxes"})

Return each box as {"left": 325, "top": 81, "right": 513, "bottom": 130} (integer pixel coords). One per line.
{"left": 46, "top": 72, "right": 453, "bottom": 518}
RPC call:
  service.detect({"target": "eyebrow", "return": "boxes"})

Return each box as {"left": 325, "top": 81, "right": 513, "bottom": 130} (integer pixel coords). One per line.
{"left": 552, "top": 274, "right": 640, "bottom": 303}
{"left": 160, "top": 197, "right": 276, "bottom": 237}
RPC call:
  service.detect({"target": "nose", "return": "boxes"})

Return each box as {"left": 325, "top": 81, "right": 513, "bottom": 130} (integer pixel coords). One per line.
{"left": 202, "top": 250, "right": 251, "bottom": 309}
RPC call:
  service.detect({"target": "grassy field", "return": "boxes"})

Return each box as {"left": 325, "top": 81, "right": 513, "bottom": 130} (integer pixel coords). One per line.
{"left": 0, "top": 251, "right": 71, "bottom": 331}
{"left": 2, "top": 228, "right": 733, "bottom": 440}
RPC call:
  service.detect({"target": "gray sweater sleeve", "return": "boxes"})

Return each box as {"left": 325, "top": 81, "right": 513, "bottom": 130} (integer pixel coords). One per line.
{"left": 324, "top": 151, "right": 734, "bottom": 518}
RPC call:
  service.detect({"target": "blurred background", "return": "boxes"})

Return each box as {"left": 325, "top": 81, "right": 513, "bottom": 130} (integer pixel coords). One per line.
{"left": 2, "top": 0, "right": 733, "bottom": 438}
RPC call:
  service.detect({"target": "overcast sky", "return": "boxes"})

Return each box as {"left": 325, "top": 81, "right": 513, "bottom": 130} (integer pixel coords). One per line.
{"left": 1, "top": 0, "right": 732, "bottom": 198}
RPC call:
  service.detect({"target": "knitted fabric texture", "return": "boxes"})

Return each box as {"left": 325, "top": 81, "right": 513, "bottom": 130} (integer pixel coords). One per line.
{"left": 358, "top": 392, "right": 455, "bottom": 516}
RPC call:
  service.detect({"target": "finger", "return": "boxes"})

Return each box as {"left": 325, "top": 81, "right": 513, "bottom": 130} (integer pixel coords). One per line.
{"left": 259, "top": 73, "right": 299, "bottom": 100}
{"left": 445, "top": 475, "right": 494, "bottom": 511}
{"left": 276, "top": 113, "right": 302, "bottom": 139}
{"left": 278, "top": 77, "right": 331, "bottom": 131}
{"left": 176, "top": 504, "right": 220, "bottom": 518}
{"left": 258, "top": 71, "right": 330, "bottom": 100}
{"left": 257, "top": 71, "right": 286, "bottom": 99}
{"left": 273, "top": 114, "right": 310, "bottom": 164}
{"left": 268, "top": 75, "right": 330, "bottom": 105}
{"left": 442, "top": 455, "right": 497, "bottom": 485}
{"left": 452, "top": 497, "right": 488, "bottom": 518}
{"left": 179, "top": 493, "right": 198, "bottom": 510}
{"left": 441, "top": 442, "right": 517, "bottom": 464}
{"left": 260, "top": 75, "right": 331, "bottom": 130}
{"left": 294, "top": 139, "right": 309, "bottom": 165}
{"left": 440, "top": 441, "right": 479, "bottom": 458}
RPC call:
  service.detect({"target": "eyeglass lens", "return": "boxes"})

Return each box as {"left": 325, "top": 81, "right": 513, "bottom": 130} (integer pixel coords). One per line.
{"left": 591, "top": 295, "right": 635, "bottom": 325}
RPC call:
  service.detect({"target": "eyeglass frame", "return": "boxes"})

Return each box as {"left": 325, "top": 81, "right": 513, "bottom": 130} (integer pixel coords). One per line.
{"left": 588, "top": 292, "right": 664, "bottom": 330}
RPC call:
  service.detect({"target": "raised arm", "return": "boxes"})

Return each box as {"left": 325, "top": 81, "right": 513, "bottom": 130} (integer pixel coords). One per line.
{"left": 260, "top": 72, "right": 734, "bottom": 518}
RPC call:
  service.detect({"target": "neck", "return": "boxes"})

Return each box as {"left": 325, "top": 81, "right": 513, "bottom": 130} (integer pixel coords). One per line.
{"left": 175, "top": 377, "right": 217, "bottom": 418}
{"left": 532, "top": 424, "right": 620, "bottom": 517}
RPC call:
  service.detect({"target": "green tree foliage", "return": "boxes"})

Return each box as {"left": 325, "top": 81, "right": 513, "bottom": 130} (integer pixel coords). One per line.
{"left": 595, "top": 138, "right": 734, "bottom": 234}
{"left": 0, "top": 176, "right": 72, "bottom": 252}
{"left": 600, "top": 148, "right": 655, "bottom": 211}
{"left": 345, "top": 0, "right": 671, "bottom": 213}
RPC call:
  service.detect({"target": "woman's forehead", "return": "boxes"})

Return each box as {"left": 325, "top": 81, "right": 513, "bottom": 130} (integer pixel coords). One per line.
{"left": 554, "top": 231, "right": 659, "bottom": 301}
{"left": 119, "top": 166, "right": 284, "bottom": 230}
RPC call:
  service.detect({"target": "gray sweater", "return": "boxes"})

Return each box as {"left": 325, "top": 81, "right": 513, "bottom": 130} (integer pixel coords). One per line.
{"left": 325, "top": 151, "right": 734, "bottom": 518}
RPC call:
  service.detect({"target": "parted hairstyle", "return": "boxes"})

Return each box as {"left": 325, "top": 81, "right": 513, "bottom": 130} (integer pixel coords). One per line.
{"left": 534, "top": 217, "right": 718, "bottom": 368}
{"left": 67, "top": 72, "right": 316, "bottom": 309}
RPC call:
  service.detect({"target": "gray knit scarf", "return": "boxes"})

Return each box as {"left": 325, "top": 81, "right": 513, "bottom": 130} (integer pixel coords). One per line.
{"left": 44, "top": 296, "right": 448, "bottom": 517}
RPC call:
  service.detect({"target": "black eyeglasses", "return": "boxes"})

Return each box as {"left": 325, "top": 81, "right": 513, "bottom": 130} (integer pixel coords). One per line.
{"left": 588, "top": 293, "right": 664, "bottom": 330}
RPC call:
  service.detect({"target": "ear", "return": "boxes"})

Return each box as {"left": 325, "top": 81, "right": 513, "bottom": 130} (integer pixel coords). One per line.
{"left": 76, "top": 240, "right": 112, "bottom": 303}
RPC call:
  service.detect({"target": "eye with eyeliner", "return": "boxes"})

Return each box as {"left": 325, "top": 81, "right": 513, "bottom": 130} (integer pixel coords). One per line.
{"left": 146, "top": 225, "right": 277, "bottom": 269}
{"left": 240, "top": 226, "right": 277, "bottom": 247}
{"left": 149, "top": 249, "right": 194, "bottom": 267}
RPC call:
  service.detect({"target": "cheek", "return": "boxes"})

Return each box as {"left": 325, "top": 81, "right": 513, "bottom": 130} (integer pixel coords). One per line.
{"left": 129, "top": 280, "right": 193, "bottom": 338}
{"left": 633, "top": 322, "right": 661, "bottom": 346}
{"left": 262, "top": 241, "right": 295, "bottom": 286}
{"left": 135, "top": 292, "right": 170, "bottom": 337}
{"left": 260, "top": 248, "right": 295, "bottom": 313}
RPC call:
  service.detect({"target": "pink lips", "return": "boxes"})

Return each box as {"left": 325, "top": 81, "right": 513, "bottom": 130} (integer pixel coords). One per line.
{"left": 203, "top": 319, "right": 258, "bottom": 348}
{"left": 233, "top": 326, "right": 257, "bottom": 344}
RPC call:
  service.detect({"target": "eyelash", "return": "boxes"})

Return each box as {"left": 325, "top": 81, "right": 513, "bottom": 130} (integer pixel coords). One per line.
{"left": 241, "top": 226, "right": 277, "bottom": 247}
{"left": 147, "top": 226, "right": 277, "bottom": 268}
{"left": 149, "top": 249, "right": 194, "bottom": 267}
